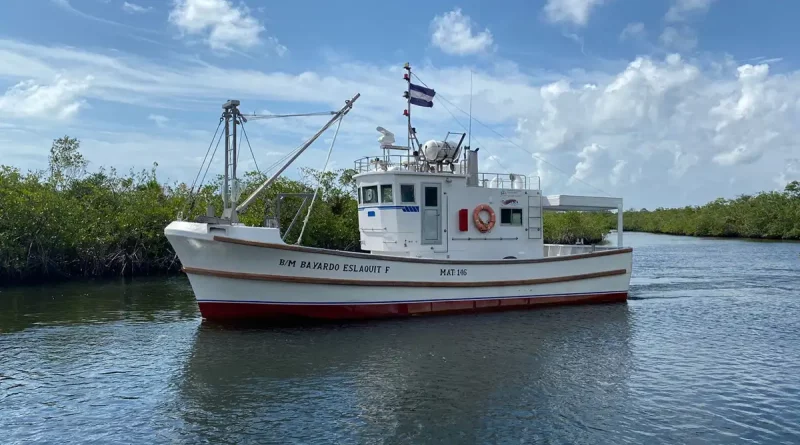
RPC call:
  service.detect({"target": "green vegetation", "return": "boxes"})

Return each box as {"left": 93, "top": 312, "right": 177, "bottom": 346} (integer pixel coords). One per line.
{"left": 4, "top": 136, "right": 796, "bottom": 284}
{"left": 623, "top": 182, "right": 800, "bottom": 240}
{"left": 0, "top": 136, "right": 359, "bottom": 284}
{"left": 543, "top": 211, "right": 612, "bottom": 245}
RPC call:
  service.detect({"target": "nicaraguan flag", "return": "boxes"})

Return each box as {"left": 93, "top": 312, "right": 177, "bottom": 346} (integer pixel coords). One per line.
{"left": 409, "top": 83, "right": 435, "bottom": 107}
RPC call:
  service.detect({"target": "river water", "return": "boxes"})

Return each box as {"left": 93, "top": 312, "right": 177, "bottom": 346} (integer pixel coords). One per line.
{"left": 1, "top": 232, "right": 799, "bottom": 444}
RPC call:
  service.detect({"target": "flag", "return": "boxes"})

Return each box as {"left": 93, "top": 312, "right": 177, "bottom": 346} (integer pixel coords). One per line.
{"left": 409, "top": 83, "right": 435, "bottom": 107}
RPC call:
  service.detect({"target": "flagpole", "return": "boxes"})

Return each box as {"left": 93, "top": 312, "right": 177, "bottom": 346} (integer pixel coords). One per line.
{"left": 404, "top": 63, "right": 411, "bottom": 150}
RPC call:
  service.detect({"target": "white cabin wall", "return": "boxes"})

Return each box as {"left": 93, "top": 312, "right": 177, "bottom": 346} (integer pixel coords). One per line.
{"left": 446, "top": 187, "right": 543, "bottom": 260}
{"left": 356, "top": 171, "right": 544, "bottom": 260}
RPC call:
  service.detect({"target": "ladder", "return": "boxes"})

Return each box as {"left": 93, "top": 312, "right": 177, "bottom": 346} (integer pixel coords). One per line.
{"left": 528, "top": 192, "right": 542, "bottom": 239}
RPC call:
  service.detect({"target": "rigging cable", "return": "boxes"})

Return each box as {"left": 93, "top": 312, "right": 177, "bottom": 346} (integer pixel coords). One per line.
{"left": 197, "top": 126, "right": 225, "bottom": 197}
{"left": 411, "top": 72, "right": 610, "bottom": 196}
{"left": 295, "top": 116, "right": 343, "bottom": 246}
{"left": 189, "top": 120, "right": 222, "bottom": 193}
{"left": 433, "top": 92, "right": 512, "bottom": 174}
{"left": 239, "top": 119, "right": 260, "bottom": 174}
{"left": 186, "top": 120, "right": 223, "bottom": 215}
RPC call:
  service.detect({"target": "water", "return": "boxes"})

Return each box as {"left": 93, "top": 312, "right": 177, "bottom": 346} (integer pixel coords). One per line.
{"left": 1, "top": 232, "right": 799, "bottom": 444}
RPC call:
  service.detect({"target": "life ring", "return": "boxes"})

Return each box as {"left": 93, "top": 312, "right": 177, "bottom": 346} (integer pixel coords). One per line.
{"left": 473, "top": 204, "right": 496, "bottom": 233}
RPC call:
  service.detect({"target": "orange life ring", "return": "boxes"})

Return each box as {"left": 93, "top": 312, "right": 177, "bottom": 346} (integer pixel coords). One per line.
{"left": 473, "top": 204, "right": 496, "bottom": 233}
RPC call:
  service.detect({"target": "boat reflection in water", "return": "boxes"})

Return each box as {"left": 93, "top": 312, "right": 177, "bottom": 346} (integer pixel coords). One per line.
{"left": 176, "top": 304, "right": 633, "bottom": 443}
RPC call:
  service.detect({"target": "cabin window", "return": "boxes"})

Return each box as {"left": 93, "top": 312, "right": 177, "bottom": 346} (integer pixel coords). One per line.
{"left": 357, "top": 187, "right": 362, "bottom": 204}
{"left": 362, "top": 185, "right": 379, "bottom": 204}
{"left": 380, "top": 184, "right": 393, "bottom": 203}
{"left": 400, "top": 184, "right": 415, "bottom": 203}
{"left": 501, "top": 208, "right": 523, "bottom": 226}
{"left": 424, "top": 186, "right": 438, "bottom": 207}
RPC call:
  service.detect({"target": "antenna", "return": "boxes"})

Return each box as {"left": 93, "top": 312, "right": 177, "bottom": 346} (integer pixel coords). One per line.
{"left": 469, "top": 70, "right": 473, "bottom": 149}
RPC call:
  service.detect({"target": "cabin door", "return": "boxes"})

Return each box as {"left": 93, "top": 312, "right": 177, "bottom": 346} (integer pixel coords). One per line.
{"left": 421, "top": 183, "right": 442, "bottom": 245}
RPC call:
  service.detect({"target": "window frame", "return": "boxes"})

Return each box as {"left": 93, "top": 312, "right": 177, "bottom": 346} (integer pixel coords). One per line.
{"left": 362, "top": 185, "right": 379, "bottom": 204}
{"left": 400, "top": 184, "right": 416, "bottom": 204}
{"left": 380, "top": 184, "right": 394, "bottom": 203}
{"left": 500, "top": 208, "right": 523, "bottom": 226}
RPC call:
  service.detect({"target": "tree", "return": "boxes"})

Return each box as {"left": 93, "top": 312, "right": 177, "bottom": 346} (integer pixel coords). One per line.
{"left": 786, "top": 180, "right": 800, "bottom": 198}
{"left": 49, "top": 135, "right": 87, "bottom": 186}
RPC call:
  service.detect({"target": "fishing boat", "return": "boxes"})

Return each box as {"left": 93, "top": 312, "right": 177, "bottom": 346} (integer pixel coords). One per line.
{"left": 165, "top": 64, "right": 632, "bottom": 321}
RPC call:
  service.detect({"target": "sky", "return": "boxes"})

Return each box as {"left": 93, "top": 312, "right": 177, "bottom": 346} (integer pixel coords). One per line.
{"left": 0, "top": 0, "right": 798, "bottom": 210}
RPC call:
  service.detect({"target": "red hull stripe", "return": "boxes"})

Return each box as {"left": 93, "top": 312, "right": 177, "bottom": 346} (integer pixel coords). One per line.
{"left": 197, "top": 292, "right": 628, "bottom": 320}
{"left": 183, "top": 266, "right": 627, "bottom": 287}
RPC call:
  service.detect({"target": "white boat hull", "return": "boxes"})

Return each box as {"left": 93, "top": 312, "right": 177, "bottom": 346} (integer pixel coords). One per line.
{"left": 165, "top": 222, "right": 632, "bottom": 321}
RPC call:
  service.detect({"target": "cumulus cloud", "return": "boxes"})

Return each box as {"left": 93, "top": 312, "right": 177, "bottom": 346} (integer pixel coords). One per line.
{"left": 1, "top": 38, "right": 799, "bottom": 208}
{"left": 570, "top": 143, "right": 604, "bottom": 183}
{"left": 666, "top": 0, "right": 716, "bottom": 22}
{"left": 544, "top": 0, "right": 605, "bottom": 26}
{"left": 515, "top": 53, "right": 800, "bottom": 201}
{"left": 0, "top": 75, "right": 92, "bottom": 120}
{"left": 122, "top": 2, "right": 151, "bottom": 14}
{"left": 168, "top": 0, "right": 284, "bottom": 53}
{"left": 430, "top": 8, "right": 493, "bottom": 55}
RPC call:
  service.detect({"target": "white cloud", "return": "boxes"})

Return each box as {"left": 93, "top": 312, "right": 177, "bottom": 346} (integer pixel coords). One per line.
{"left": 544, "top": 0, "right": 605, "bottom": 27}
{"left": 0, "top": 75, "right": 92, "bottom": 120}
{"left": 1, "top": 39, "right": 799, "bottom": 208}
{"left": 774, "top": 158, "right": 799, "bottom": 189}
{"left": 122, "top": 2, "right": 151, "bottom": 14}
{"left": 570, "top": 143, "right": 604, "bottom": 183}
{"left": 169, "top": 0, "right": 269, "bottom": 52}
{"left": 52, "top": 0, "right": 158, "bottom": 33}
{"left": 620, "top": 22, "right": 646, "bottom": 42}
{"left": 666, "top": 0, "right": 716, "bottom": 22}
{"left": 610, "top": 159, "right": 627, "bottom": 185}
{"left": 430, "top": 8, "right": 493, "bottom": 55}
{"left": 148, "top": 114, "right": 169, "bottom": 127}
{"left": 659, "top": 26, "right": 697, "bottom": 52}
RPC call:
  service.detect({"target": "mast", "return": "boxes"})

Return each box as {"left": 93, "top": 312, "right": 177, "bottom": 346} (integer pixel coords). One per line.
{"left": 403, "top": 63, "right": 412, "bottom": 150}
{"left": 221, "top": 100, "right": 240, "bottom": 220}
{"left": 235, "top": 93, "right": 360, "bottom": 216}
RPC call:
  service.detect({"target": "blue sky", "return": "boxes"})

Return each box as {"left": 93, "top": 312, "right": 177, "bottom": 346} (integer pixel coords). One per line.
{"left": 1, "top": 0, "right": 798, "bottom": 209}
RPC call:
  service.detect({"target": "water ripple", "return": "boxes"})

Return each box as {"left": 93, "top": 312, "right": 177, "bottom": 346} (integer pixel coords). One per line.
{"left": 1, "top": 233, "right": 799, "bottom": 443}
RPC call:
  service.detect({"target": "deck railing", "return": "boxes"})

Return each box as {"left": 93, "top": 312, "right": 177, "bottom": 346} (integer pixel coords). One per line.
{"left": 354, "top": 155, "right": 539, "bottom": 190}
{"left": 543, "top": 244, "right": 620, "bottom": 257}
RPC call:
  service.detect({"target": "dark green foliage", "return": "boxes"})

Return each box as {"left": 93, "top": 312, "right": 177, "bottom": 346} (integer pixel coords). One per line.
{"left": 0, "top": 137, "right": 359, "bottom": 284}
{"left": 623, "top": 181, "right": 800, "bottom": 240}
{"left": 543, "top": 211, "right": 614, "bottom": 245}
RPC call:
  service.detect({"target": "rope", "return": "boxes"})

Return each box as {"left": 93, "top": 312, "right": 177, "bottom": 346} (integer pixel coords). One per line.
{"left": 186, "top": 122, "right": 224, "bottom": 216}
{"left": 295, "top": 117, "right": 343, "bottom": 245}
{"left": 190, "top": 120, "right": 222, "bottom": 192}
{"left": 239, "top": 120, "right": 260, "bottom": 174}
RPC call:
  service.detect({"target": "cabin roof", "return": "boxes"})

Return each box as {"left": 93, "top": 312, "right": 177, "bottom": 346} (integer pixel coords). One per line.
{"left": 543, "top": 195, "right": 622, "bottom": 212}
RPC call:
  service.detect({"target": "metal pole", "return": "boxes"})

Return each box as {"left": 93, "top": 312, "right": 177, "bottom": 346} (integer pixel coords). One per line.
{"left": 232, "top": 109, "right": 238, "bottom": 195}
{"left": 406, "top": 64, "right": 412, "bottom": 150}
{"left": 469, "top": 70, "right": 472, "bottom": 149}
{"left": 235, "top": 93, "right": 360, "bottom": 215}
{"left": 222, "top": 110, "right": 230, "bottom": 212}
{"left": 617, "top": 204, "right": 624, "bottom": 247}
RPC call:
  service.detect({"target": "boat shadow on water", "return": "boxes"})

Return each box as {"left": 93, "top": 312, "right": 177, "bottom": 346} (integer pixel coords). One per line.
{"left": 174, "top": 303, "right": 635, "bottom": 443}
